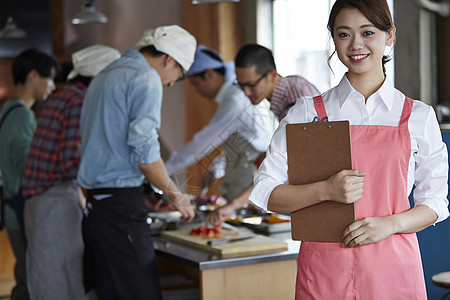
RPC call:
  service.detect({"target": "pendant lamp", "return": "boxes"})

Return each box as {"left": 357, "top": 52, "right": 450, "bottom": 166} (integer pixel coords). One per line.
{"left": 416, "top": 0, "right": 450, "bottom": 17}
{"left": 72, "top": 0, "right": 108, "bottom": 24}
{"left": 0, "top": 17, "right": 26, "bottom": 39}
{"left": 192, "top": 0, "right": 239, "bottom": 3}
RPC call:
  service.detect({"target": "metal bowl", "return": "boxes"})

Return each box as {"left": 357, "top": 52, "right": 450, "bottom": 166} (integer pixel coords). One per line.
{"left": 147, "top": 217, "right": 167, "bottom": 235}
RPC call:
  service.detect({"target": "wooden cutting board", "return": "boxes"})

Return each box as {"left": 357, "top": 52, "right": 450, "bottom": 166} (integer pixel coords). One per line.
{"left": 161, "top": 226, "right": 288, "bottom": 257}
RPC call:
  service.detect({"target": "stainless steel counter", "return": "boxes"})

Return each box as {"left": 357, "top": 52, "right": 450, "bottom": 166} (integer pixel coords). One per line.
{"left": 152, "top": 230, "right": 300, "bottom": 271}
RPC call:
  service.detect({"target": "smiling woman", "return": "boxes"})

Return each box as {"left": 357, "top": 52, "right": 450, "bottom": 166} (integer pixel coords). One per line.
{"left": 330, "top": 6, "right": 396, "bottom": 99}
{"left": 271, "top": 0, "right": 394, "bottom": 91}
{"left": 249, "top": 0, "right": 449, "bottom": 299}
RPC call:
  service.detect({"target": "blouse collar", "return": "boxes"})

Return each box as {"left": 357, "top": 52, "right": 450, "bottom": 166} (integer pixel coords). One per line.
{"left": 336, "top": 74, "right": 395, "bottom": 111}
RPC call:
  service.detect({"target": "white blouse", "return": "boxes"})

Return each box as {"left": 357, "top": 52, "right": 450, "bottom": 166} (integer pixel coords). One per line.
{"left": 250, "top": 75, "right": 449, "bottom": 223}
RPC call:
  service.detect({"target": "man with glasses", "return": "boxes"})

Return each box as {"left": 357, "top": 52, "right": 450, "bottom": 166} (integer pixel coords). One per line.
{"left": 235, "top": 44, "right": 320, "bottom": 121}
{"left": 77, "top": 25, "right": 196, "bottom": 300}
{"left": 165, "top": 45, "right": 274, "bottom": 227}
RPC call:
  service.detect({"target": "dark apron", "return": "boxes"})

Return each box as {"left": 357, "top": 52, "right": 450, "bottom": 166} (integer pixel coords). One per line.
{"left": 83, "top": 186, "right": 162, "bottom": 300}
{"left": 2, "top": 189, "right": 27, "bottom": 243}
{"left": 0, "top": 103, "right": 26, "bottom": 235}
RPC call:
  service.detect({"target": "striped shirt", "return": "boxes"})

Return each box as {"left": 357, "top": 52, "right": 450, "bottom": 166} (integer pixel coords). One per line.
{"left": 270, "top": 75, "right": 320, "bottom": 120}
{"left": 23, "top": 80, "right": 87, "bottom": 198}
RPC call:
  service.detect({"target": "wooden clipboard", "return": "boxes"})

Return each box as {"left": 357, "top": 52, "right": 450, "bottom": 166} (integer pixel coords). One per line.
{"left": 286, "top": 120, "right": 355, "bottom": 242}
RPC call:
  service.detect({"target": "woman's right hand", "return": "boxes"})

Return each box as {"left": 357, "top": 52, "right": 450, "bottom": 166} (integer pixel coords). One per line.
{"left": 325, "top": 169, "right": 365, "bottom": 204}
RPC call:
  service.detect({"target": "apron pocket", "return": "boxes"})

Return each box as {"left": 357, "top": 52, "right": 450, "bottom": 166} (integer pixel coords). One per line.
{"left": 124, "top": 221, "right": 155, "bottom": 270}
{"left": 297, "top": 242, "right": 355, "bottom": 299}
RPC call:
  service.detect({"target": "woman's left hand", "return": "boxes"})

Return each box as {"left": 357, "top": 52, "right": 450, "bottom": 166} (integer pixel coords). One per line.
{"left": 341, "top": 216, "right": 395, "bottom": 247}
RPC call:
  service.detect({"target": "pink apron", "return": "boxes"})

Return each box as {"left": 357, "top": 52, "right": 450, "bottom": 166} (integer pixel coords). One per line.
{"left": 295, "top": 96, "right": 427, "bottom": 299}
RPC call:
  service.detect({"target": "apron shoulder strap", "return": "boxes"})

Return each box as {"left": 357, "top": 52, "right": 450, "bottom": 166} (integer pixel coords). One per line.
{"left": 399, "top": 97, "right": 414, "bottom": 128}
{"left": 0, "top": 104, "right": 24, "bottom": 130}
{"left": 313, "top": 95, "right": 328, "bottom": 120}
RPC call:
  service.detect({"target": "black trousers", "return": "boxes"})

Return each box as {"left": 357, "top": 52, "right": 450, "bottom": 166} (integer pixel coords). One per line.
{"left": 83, "top": 186, "right": 162, "bottom": 300}
{"left": 2, "top": 189, "right": 27, "bottom": 247}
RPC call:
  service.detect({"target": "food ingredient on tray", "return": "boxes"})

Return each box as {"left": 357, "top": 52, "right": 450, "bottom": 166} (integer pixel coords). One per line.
{"left": 227, "top": 215, "right": 243, "bottom": 223}
{"left": 227, "top": 214, "right": 290, "bottom": 224}
{"left": 267, "top": 214, "right": 291, "bottom": 224}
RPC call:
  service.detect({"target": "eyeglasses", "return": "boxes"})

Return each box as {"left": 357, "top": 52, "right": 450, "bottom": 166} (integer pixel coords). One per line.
{"left": 235, "top": 71, "right": 269, "bottom": 90}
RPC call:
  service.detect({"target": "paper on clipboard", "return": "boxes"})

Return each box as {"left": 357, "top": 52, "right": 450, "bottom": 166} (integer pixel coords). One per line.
{"left": 286, "top": 120, "right": 355, "bottom": 242}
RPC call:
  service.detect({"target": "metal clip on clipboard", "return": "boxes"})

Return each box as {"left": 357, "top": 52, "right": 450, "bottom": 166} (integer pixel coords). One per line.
{"left": 302, "top": 116, "right": 331, "bottom": 130}
{"left": 312, "top": 116, "right": 329, "bottom": 123}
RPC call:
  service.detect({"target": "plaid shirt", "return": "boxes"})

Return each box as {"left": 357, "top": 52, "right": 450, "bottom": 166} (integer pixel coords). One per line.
{"left": 271, "top": 75, "right": 320, "bottom": 120}
{"left": 23, "top": 81, "right": 87, "bottom": 198}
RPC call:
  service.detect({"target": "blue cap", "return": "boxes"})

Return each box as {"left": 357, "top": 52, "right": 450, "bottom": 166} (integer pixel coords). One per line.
{"left": 186, "top": 45, "right": 236, "bottom": 83}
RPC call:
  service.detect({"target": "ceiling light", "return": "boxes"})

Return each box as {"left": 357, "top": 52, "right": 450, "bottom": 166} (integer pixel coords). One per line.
{"left": 192, "top": 0, "right": 239, "bottom": 4}
{"left": 72, "top": 0, "right": 108, "bottom": 24}
{"left": 416, "top": 0, "right": 450, "bottom": 17}
{"left": 0, "top": 17, "right": 26, "bottom": 39}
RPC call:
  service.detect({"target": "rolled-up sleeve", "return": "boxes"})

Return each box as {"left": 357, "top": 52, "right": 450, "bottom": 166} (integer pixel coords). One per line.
{"left": 127, "top": 72, "right": 162, "bottom": 166}
{"left": 250, "top": 98, "right": 310, "bottom": 211}
{"left": 414, "top": 107, "right": 449, "bottom": 223}
{"left": 249, "top": 121, "right": 290, "bottom": 211}
{"left": 413, "top": 106, "right": 449, "bottom": 223}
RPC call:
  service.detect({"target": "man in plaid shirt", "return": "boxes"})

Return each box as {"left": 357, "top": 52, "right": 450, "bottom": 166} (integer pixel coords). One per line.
{"left": 235, "top": 44, "right": 320, "bottom": 121}
{"left": 0, "top": 48, "right": 59, "bottom": 300}
{"left": 22, "top": 45, "right": 120, "bottom": 300}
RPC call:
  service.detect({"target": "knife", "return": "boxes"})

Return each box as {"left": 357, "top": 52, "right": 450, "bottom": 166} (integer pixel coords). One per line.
{"left": 207, "top": 235, "right": 255, "bottom": 246}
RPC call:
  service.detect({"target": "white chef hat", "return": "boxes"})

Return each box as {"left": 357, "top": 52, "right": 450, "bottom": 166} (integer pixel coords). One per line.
{"left": 135, "top": 25, "right": 196, "bottom": 72}
{"left": 67, "top": 45, "right": 121, "bottom": 80}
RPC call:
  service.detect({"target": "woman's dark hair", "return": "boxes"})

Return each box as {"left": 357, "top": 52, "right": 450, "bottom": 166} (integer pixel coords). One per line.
{"left": 235, "top": 44, "right": 276, "bottom": 75}
{"left": 12, "top": 48, "right": 60, "bottom": 85}
{"left": 327, "top": 0, "right": 394, "bottom": 75}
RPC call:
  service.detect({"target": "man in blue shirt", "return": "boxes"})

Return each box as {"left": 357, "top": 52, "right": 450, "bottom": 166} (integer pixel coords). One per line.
{"left": 78, "top": 25, "right": 196, "bottom": 300}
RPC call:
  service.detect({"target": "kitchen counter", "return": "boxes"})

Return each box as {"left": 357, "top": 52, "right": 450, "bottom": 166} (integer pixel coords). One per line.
{"left": 153, "top": 232, "right": 300, "bottom": 270}
{"left": 153, "top": 227, "right": 300, "bottom": 300}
